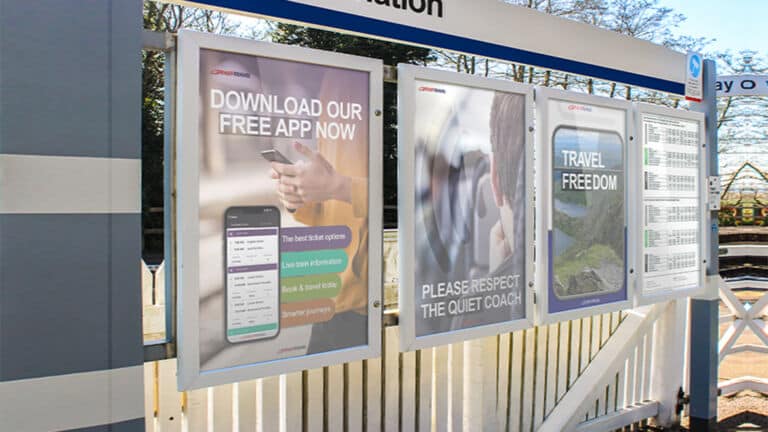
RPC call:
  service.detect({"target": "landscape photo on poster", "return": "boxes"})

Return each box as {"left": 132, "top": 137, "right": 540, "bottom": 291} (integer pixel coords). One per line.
{"left": 548, "top": 99, "right": 627, "bottom": 313}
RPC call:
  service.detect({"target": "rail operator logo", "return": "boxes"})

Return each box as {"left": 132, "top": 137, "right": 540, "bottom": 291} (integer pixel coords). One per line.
{"left": 568, "top": 104, "right": 592, "bottom": 112}
{"left": 211, "top": 69, "right": 251, "bottom": 79}
{"left": 418, "top": 86, "right": 447, "bottom": 94}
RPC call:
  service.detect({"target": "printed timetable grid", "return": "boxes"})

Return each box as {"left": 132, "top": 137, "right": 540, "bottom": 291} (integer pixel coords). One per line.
{"left": 641, "top": 113, "right": 701, "bottom": 295}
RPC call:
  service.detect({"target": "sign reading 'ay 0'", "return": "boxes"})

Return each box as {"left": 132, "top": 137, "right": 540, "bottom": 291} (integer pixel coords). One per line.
{"left": 716, "top": 75, "right": 768, "bottom": 97}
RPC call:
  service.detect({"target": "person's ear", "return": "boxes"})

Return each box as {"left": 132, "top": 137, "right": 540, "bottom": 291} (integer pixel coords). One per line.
{"left": 490, "top": 156, "right": 504, "bottom": 207}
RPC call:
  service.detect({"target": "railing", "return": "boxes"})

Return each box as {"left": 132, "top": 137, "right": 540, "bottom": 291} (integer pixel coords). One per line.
{"left": 140, "top": 233, "right": 683, "bottom": 431}
{"left": 717, "top": 244, "right": 768, "bottom": 396}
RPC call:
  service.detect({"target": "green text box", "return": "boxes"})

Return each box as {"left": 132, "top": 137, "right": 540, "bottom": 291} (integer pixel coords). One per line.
{"left": 227, "top": 323, "right": 278, "bottom": 337}
{"left": 281, "top": 249, "right": 348, "bottom": 278}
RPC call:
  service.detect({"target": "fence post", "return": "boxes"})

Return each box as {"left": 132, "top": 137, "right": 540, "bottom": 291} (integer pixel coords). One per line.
{"left": 164, "top": 39, "right": 178, "bottom": 358}
{"left": 649, "top": 299, "right": 686, "bottom": 427}
{"left": 689, "top": 58, "right": 720, "bottom": 431}
{"left": 463, "top": 339, "right": 485, "bottom": 432}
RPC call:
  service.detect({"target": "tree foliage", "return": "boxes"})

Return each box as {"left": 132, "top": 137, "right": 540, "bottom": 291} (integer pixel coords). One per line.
{"left": 141, "top": 1, "right": 241, "bottom": 259}
{"left": 715, "top": 52, "right": 768, "bottom": 192}
{"left": 271, "top": 24, "right": 434, "bottom": 67}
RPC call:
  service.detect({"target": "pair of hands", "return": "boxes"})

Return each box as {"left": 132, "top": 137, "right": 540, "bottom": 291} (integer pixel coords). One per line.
{"left": 271, "top": 142, "right": 351, "bottom": 211}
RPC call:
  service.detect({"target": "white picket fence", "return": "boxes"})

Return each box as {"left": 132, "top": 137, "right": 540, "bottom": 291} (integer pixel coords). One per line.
{"left": 140, "top": 234, "right": 685, "bottom": 431}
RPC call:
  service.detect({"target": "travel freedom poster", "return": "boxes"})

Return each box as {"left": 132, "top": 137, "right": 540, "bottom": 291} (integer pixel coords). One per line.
{"left": 545, "top": 96, "right": 629, "bottom": 318}
{"left": 398, "top": 67, "right": 533, "bottom": 350}
{"left": 194, "top": 47, "right": 373, "bottom": 373}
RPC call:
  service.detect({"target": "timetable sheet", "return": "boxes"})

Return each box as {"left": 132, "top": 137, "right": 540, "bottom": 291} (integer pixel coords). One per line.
{"left": 641, "top": 113, "right": 702, "bottom": 294}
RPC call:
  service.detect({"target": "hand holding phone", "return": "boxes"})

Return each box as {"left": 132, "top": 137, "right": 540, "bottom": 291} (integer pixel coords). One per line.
{"left": 271, "top": 142, "right": 351, "bottom": 205}
{"left": 263, "top": 149, "right": 298, "bottom": 213}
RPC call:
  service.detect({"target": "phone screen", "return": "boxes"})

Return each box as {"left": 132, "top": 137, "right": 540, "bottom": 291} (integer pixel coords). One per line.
{"left": 225, "top": 206, "right": 280, "bottom": 342}
{"left": 261, "top": 149, "right": 293, "bottom": 165}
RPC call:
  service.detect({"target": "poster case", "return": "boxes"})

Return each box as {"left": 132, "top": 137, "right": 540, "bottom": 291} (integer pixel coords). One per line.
{"left": 397, "top": 64, "right": 535, "bottom": 352}
{"left": 176, "top": 30, "right": 383, "bottom": 390}
{"left": 535, "top": 87, "right": 634, "bottom": 325}
{"left": 634, "top": 103, "right": 706, "bottom": 305}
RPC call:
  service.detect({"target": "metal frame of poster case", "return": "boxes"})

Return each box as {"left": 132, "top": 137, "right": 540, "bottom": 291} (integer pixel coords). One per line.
{"left": 534, "top": 87, "right": 635, "bottom": 325}
{"left": 397, "top": 64, "right": 536, "bottom": 352}
{"left": 175, "top": 30, "right": 383, "bottom": 390}
{"left": 633, "top": 103, "right": 707, "bottom": 306}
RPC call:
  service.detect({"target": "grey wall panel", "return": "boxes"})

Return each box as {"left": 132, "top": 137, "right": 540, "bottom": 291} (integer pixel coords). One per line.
{"left": 0, "top": 1, "right": 110, "bottom": 158}
{"left": 110, "top": 214, "right": 143, "bottom": 369}
{"left": 107, "top": 418, "right": 145, "bottom": 432}
{"left": 66, "top": 425, "right": 108, "bottom": 432}
{"left": 0, "top": 0, "right": 144, "bottom": 379}
{"left": 0, "top": 0, "right": 144, "bottom": 427}
{"left": 65, "top": 417, "right": 144, "bottom": 432}
{"left": 0, "top": 214, "right": 110, "bottom": 380}
{"left": 110, "top": 0, "right": 142, "bottom": 160}
{"left": 0, "top": 214, "right": 142, "bottom": 378}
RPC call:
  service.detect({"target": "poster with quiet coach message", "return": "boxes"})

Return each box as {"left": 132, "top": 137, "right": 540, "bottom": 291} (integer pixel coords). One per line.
{"left": 397, "top": 65, "right": 535, "bottom": 351}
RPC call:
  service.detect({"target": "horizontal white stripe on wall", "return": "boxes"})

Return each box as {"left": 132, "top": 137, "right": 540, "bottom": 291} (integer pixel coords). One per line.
{"left": 0, "top": 365, "right": 145, "bottom": 432}
{"left": 0, "top": 154, "right": 141, "bottom": 214}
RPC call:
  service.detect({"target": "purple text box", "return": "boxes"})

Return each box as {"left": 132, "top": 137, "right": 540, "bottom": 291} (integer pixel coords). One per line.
{"left": 227, "top": 228, "right": 278, "bottom": 237}
{"left": 280, "top": 226, "right": 352, "bottom": 252}
{"left": 228, "top": 264, "right": 278, "bottom": 273}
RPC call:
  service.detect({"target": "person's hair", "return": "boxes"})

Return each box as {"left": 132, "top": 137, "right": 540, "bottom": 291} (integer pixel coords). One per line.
{"left": 489, "top": 92, "right": 526, "bottom": 205}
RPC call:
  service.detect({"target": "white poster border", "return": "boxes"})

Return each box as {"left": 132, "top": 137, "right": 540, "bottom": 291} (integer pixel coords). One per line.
{"left": 397, "top": 64, "right": 536, "bottom": 352}
{"left": 534, "top": 87, "right": 635, "bottom": 325}
{"left": 175, "top": 30, "right": 384, "bottom": 390}
{"left": 633, "top": 103, "right": 707, "bottom": 306}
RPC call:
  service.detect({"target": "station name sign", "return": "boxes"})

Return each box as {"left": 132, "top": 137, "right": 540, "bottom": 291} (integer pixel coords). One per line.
{"left": 716, "top": 74, "right": 768, "bottom": 97}
{"left": 168, "top": 0, "right": 686, "bottom": 94}
{"left": 364, "top": 0, "right": 444, "bottom": 18}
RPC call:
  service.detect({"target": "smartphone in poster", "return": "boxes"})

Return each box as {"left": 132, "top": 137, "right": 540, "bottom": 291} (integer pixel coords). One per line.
{"left": 536, "top": 89, "right": 632, "bottom": 323}
{"left": 398, "top": 65, "right": 534, "bottom": 351}
{"left": 176, "top": 31, "right": 383, "bottom": 390}
{"left": 224, "top": 206, "right": 280, "bottom": 343}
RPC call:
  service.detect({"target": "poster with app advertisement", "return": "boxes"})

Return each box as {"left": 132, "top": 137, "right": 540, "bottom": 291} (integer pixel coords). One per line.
{"left": 397, "top": 65, "right": 535, "bottom": 351}
{"left": 176, "top": 31, "right": 383, "bottom": 390}
{"left": 535, "top": 88, "right": 633, "bottom": 324}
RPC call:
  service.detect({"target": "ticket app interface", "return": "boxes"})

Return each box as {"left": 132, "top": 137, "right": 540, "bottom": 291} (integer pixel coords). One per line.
{"left": 225, "top": 210, "right": 280, "bottom": 342}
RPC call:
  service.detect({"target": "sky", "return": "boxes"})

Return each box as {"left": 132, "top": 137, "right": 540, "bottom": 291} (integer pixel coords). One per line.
{"left": 661, "top": 0, "right": 767, "bottom": 54}
{"left": 657, "top": 1, "right": 768, "bottom": 178}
